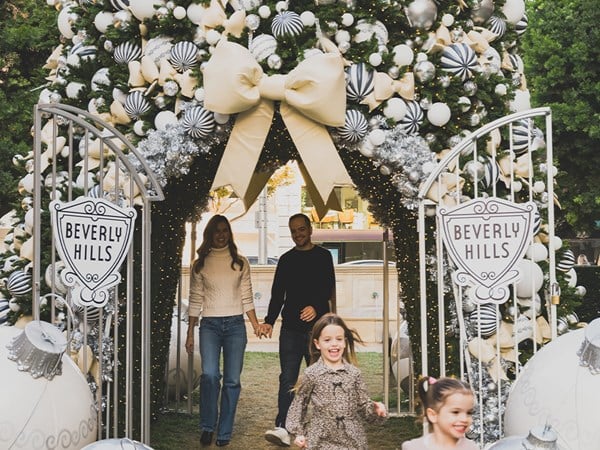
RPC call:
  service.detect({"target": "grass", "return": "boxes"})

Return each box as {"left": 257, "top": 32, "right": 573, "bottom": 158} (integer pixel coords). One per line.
{"left": 150, "top": 352, "right": 422, "bottom": 449}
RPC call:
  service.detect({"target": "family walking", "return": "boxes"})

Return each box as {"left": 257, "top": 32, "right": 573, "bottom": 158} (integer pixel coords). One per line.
{"left": 185, "top": 213, "right": 477, "bottom": 449}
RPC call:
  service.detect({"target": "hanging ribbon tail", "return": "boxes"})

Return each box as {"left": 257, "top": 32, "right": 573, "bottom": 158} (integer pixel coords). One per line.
{"left": 281, "top": 103, "right": 353, "bottom": 208}
{"left": 298, "top": 163, "right": 343, "bottom": 219}
{"left": 242, "top": 168, "right": 276, "bottom": 209}
{"left": 210, "top": 101, "right": 275, "bottom": 200}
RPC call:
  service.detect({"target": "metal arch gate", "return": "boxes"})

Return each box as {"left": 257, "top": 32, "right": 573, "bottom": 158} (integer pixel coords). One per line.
{"left": 413, "top": 107, "right": 556, "bottom": 443}
{"left": 32, "top": 104, "right": 164, "bottom": 443}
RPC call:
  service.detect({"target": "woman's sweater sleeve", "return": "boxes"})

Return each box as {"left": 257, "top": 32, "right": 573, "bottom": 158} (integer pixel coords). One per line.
{"left": 188, "top": 268, "right": 204, "bottom": 318}
{"left": 240, "top": 257, "right": 254, "bottom": 313}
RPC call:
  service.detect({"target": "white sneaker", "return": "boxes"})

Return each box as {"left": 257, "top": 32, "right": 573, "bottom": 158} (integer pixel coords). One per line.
{"left": 264, "top": 427, "right": 290, "bottom": 447}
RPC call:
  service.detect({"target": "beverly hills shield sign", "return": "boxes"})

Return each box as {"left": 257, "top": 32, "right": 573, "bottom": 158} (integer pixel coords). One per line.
{"left": 50, "top": 197, "right": 137, "bottom": 307}
{"left": 437, "top": 198, "right": 537, "bottom": 304}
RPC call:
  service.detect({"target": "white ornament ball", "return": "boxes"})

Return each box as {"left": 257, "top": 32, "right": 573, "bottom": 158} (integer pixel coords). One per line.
{"left": 206, "top": 29, "right": 222, "bottom": 46}
{"left": 94, "top": 12, "right": 114, "bottom": 33}
{"left": 392, "top": 44, "right": 414, "bottom": 66}
{"left": 502, "top": 0, "right": 526, "bottom": 24}
{"left": 133, "top": 120, "right": 146, "bottom": 136}
{"left": 514, "top": 259, "right": 544, "bottom": 298}
{"left": 359, "top": 141, "right": 374, "bottom": 158}
{"left": 173, "top": 6, "right": 186, "bottom": 20}
{"left": 427, "top": 102, "right": 451, "bottom": 127}
{"left": 57, "top": 5, "right": 76, "bottom": 39}
{"left": 300, "top": 11, "right": 315, "bottom": 27}
{"left": 0, "top": 326, "right": 97, "bottom": 449}
{"left": 441, "top": 13, "right": 454, "bottom": 27}
{"left": 335, "top": 30, "right": 351, "bottom": 44}
{"left": 368, "top": 53, "right": 382, "bottom": 67}
{"left": 495, "top": 84, "right": 507, "bottom": 96}
{"left": 551, "top": 236, "right": 563, "bottom": 251}
{"left": 249, "top": 34, "right": 277, "bottom": 62}
{"left": 509, "top": 89, "right": 531, "bottom": 112}
{"left": 129, "top": 0, "right": 162, "bottom": 21}
{"left": 154, "top": 110, "right": 178, "bottom": 130}
{"left": 66, "top": 82, "right": 85, "bottom": 99}
{"left": 524, "top": 242, "right": 548, "bottom": 262}
{"left": 341, "top": 13, "right": 354, "bottom": 27}
{"left": 275, "top": 1, "right": 287, "bottom": 12}
{"left": 258, "top": 5, "right": 271, "bottom": 19}
{"left": 505, "top": 320, "right": 600, "bottom": 449}
{"left": 383, "top": 98, "right": 407, "bottom": 122}
{"left": 213, "top": 112, "right": 230, "bottom": 124}
{"left": 187, "top": 3, "right": 205, "bottom": 25}
{"left": 194, "top": 87, "right": 205, "bottom": 102}
{"left": 532, "top": 180, "right": 545, "bottom": 193}
{"left": 368, "top": 129, "right": 386, "bottom": 146}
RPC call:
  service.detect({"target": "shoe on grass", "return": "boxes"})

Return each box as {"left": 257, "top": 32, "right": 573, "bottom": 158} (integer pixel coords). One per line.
{"left": 264, "top": 427, "right": 290, "bottom": 447}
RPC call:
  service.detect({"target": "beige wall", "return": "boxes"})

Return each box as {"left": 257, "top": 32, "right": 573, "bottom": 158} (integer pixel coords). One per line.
{"left": 179, "top": 265, "right": 400, "bottom": 348}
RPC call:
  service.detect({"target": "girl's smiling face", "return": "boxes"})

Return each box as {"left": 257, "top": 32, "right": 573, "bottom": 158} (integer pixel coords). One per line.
{"left": 314, "top": 324, "right": 346, "bottom": 368}
{"left": 427, "top": 392, "right": 474, "bottom": 443}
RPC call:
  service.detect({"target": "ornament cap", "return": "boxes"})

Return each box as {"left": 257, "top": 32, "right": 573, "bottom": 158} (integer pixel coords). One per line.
{"left": 577, "top": 317, "right": 600, "bottom": 375}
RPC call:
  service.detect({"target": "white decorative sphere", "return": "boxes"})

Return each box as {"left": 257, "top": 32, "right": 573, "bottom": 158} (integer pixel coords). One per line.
{"left": 213, "top": 112, "right": 230, "bottom": 124}
{"left": 532, "top": 180, "right": 545, "bottom": 193}
{"left": 441, "top": 13, "right": 454, "bottom": 26}
{"left": 427, "top": 102, "right": 451, "bottom": 126}
{"left": 129, "top": 0, "right": 163, "bottom": 21}
{"left": 57, "top": 5, "right": 76, "bottom": 39}
{"left": 368, "top": 129, "right": 386, "bottom": 146}
{"left": 524, "top": 242, "right": 548, "bottom": 262}
{"left": 66, "top": 82, "right": 85, "bottom": 99}
{"left": 335, "top": 30, "right": 351, "bottom": 44}
{"left": 300, "top": 11, "right": 315, "bottom": 27}
{"left": 186, "top": 3, "right": 205, "bottom": 25}
{"left": 0, "top": 326, "right": 97, "bottom": 449}
{"left": 341, "top": 13, "right": 354, "bottom": 27}
{"left": 505, "top": 320, "right": 600, "bottom": 449}
{"left": 495, "top": 83, "right": 508, "bottom": 96}
{"left": 551, "top": 236, "right": 563, "bottom": 250}
{"left": 392, "top": 44, "right": 414, "bottom": 66}
{"left": 368, "top": 53, "right": 382, "bottom": 67}
{"left": 383, "top": 98, "right": 407, "bottom": 122}
{"left": 133, "top": 120, "right": 146, "bottom": 136}
{"left": 258, "top": 5, "right": 271, "bottom": 18}
{"left": 514, "top": 259, "right": 543, "bottom": 298}
{"left": 81, "top": 439, "right": 154, "bottom": 450}
{"left": 154, "top": 110, "right": 178, "bottom": 130}
{"left": 249, "top": 34, "right": 277, "bottom": 62}
{"left": 502, "top": 0, "right": 526, "bottom": 24}
{"left": 509, "top": 89, "right": 531, "bottom": 112}
{"left": 94, "top": 11, "right": 114, "bottom": 33}
{"left": 275, "top": 1, "right": 287, "bottom": 12}
{"left": 173, "top": 6, "right": 186, "bottom": 20}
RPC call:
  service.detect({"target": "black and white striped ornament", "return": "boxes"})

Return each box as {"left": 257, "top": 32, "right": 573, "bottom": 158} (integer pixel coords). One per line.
{"left": 109, "top": 0, "right": 129, "bottom": 11}
{"left": 508, "top": 53, "right": 524, "bottom": 73}
{"left": 440, "top": 43, "right": 479, "bottom": 81}
{"left": 345, "top": 63, "right": 374, "bottom": 103}
{"left": 124, "top": 91, "right": 151, "bottom": 120}
{"left": 338, "top": 110, "right": 369, "bottom": 143}
{"left": 398, "top": 101, "right": 423, "bottom": 135}
{"left": 169, "top": 41, "right": 199, "bottom": 72}
{"left": 557, "top": 249, "right": 576, "bottom": 272}
{"left": 271, "top": 11, "right": 303, "bottom": 38}
{"left": 113, "top": 42, "right": 142, "bottom": 64}
{"left": 481, "top": 156, "right": 500, "bottom": 189}
{"left": 5, "top": 270, "right": 32, "bottom": 297}
{"left": 486, "top": 16, "right": 506, "bottom": 38}
{"left": 515, "top": 14, "right": 528, "bottom": 35}
{"left": 181, "top": 106, "right": 215, "bottom": 139}
{"left": 0, "top": 299, "right": 8, "bottom": 324}
{"left": 512, "top": 119, "right": 541, "bottom": 156}
{"left": 532, "top": 209, "right": 541, "bottom": 236}
{"left": 69, "top": 42, "right": 97, "bottom": 61}
{"left": 469, "top": 303, "right": 498, "bottom": 339}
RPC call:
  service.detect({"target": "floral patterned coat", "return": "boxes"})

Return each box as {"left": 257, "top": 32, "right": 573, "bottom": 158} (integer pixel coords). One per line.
{"left": 286, "top": 358, "right": 386, "bottom": 450}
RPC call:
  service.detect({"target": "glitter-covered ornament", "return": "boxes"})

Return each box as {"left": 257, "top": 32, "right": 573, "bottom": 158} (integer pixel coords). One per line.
{"left": 249, "top": 34, "right": 277, "bottom": 62}
{"left": 345, "top": 63, "right": 374, "bottom": 103}
{"left": 271, "top": 11, "right": 303, "bottom": 38}
{"left": 169, "top": 41, "right": 199, "bottom": 72}
{"left": 338, "top": 110, "right": 369, "bottom": 143}
{"left": 181, "top": 106, "right": 215, "bottom": 139}
{"left": 440, "top": 43, "right": 478, "bottom": 81}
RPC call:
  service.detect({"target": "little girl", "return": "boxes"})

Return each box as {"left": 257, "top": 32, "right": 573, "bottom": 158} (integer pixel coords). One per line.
{"left": 285, "top": 313, "right": 387, "bottom": 449}
{"left": 402, "top": 376, "right": 479, "bottom": 450}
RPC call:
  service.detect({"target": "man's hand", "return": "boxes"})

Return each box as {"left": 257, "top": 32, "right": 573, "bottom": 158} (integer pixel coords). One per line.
{"left": 259, "top": 323, "right": 273, "bottom": 338}
{"left": 299, "top": 306, "right": 317, "bottom": 322}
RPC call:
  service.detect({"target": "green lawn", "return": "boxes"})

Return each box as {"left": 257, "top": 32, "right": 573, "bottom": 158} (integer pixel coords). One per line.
{"left": 150, "top": 352, "right": 421, "bottom": 449}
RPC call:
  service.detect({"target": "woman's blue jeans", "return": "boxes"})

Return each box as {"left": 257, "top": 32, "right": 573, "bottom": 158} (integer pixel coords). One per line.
{"left": 199, "top": 315, "right": 247, "bottom": 441}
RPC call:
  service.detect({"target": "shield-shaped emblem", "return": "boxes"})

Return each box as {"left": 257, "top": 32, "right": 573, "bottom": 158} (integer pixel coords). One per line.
{"left": 50, "top": 197, "right": 137, "bottom": 307}
{"left": 437, "top": 198, "right": 536, "bottom": 304}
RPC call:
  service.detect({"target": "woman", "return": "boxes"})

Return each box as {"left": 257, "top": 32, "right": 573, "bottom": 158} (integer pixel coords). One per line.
{"left": 185, "top": 215, "right": 261, "bottom": 447}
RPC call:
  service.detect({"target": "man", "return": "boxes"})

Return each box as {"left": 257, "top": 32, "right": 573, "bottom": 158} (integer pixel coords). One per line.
{"left": 261, "top": 213, "right": 336, "bottom": 447}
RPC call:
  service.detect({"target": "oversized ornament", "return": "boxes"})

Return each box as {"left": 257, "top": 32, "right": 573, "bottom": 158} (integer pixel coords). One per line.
{"left": 505, "top": 319, "right": 600, "bottom": 449}
{"left": 502, "top": 0, "right": 526, "bottom": 25}
{"left": 398, "top": 100, "right": 423, "bottom": 135}
{"left": 405, "top": 0, "right": 438, "bottom": 30}
{"left": 338, "top": 110, "right": 369, "bottom": 143}
{"left": 144, "top": 36, "right": 174, "bottom": 63}
{"left": 514, "top": 259, "right": 543, "bottom": 298}
{"left": 440, "top": 43, "right": 479, "bottom": 81}
{"left": 0, "top": 323, "right": 97, "bottom": 449}
{"left": 129, "top": 0, "right": 163, "bottom": 21}
{"left": 181, "top": 106, "right": 215, "bottom": 139}
{"left": 271, "top": 11, "right": 303, "bottom": 38}
{"left": 345, "top": 63, "right": 374, "bottom": 103}
{"left": 488, "top": 424, "right": 560, "bottom": 449}
{"left": 113, "top": 42, "right": 142, "bottom": 64}
{"left": 82, "top": 439, "right": 154, "bottom": 449}
{"left": 469, "top": 303, "right": 498, "bottom": 338}
{"left": 169, "top": 41, "right": 198, "bottom": 72}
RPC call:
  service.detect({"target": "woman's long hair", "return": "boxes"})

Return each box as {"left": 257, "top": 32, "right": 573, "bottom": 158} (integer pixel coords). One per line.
{"left": 309, "top": 313, "right": 364, "bottom": 366}
{"left": 193, "top": 215, "right": 244, "bottom": 273}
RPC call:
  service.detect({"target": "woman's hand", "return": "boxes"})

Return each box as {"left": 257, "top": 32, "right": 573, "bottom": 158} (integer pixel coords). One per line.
{"left": 185, "top": 332, "right": 195, "bottom": 355}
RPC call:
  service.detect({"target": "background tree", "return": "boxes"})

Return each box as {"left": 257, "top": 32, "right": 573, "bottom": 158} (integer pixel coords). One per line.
{"left": 0, "top": 1, "right": 58, "bottom": 217}
{"left": 523, "top": 0, "right": 600, "bottom": 237}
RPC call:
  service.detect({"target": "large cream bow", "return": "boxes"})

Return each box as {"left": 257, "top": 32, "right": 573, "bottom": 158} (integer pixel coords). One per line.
{"left": 203, "top": 41, "right": 353, "bottom": 209}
